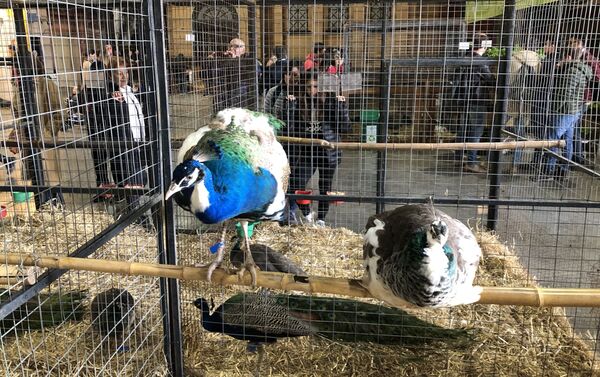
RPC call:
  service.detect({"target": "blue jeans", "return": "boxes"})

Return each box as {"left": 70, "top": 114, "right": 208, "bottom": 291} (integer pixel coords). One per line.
{"left": 455, "top": 106, "right": 486, "bottom": 164}
{"left": 546, "top": 113, "right": 580, "bottom": 174}
{"left": 573, "top": 104, "right": 588, "bottom": 161}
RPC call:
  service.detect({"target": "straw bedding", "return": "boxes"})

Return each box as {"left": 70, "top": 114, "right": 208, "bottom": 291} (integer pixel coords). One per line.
{"left": 0, "top": 208, "right": 598, "bottom": 376}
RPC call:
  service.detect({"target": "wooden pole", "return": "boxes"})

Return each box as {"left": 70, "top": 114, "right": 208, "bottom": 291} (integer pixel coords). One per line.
{"left": 277, "top": 136, "right": 565, "bottom": 151}
{"left": 3, "top": 253, "right": 599, "bottom": 307}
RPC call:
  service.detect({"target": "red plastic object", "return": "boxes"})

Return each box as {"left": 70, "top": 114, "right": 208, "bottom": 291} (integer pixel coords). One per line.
{"left": 295, "top": 190, "right": 312, "bottom": 205}
{"left": 0, "top": 205, "right": 7, "bottom": 219}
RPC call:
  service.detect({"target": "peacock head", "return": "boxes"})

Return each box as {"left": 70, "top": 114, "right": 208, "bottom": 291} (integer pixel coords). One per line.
{"left": 165, "top": 160, "right": 206, "bottom": 200}
{"left": 426, "top": 219, "right": 449, "bottom": 247}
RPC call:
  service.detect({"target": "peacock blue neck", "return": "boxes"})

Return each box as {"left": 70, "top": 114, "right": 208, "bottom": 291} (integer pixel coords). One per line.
{"left": 191, "top": 157, "right": 277, "bottom": 224}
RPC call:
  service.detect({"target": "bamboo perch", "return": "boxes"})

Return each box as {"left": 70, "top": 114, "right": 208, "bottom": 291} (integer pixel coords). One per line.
{"left": 277, "top": 136, "right": 565, "bottom": 151}
{"left": 3, "top": 253, "right": 599, "bottom": 307}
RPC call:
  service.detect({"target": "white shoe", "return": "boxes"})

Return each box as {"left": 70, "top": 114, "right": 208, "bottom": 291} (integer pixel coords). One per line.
{"left": 305, "top": 212, "right": 315, "bottom": 223}
{"left": 315, "top": 219, "right": 326, "bottom": 227}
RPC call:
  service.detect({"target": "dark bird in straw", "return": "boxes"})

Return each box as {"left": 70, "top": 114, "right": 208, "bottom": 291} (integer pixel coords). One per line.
{"left": 90, "top": 288, "right": 135, "bottom": 349}
{"left": 229, "top": 240, "right": 306, "bottom": 275}
{"left": 0, "top": 290, "right": 86, "bottom": 334}
{"left": 362, "top": 200, "right": 482, "bottom": 308}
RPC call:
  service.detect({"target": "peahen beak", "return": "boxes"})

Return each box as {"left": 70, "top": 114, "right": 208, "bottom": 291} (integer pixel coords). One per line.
{"left": 165, "top": 182, "right": 182, "bottom": 200}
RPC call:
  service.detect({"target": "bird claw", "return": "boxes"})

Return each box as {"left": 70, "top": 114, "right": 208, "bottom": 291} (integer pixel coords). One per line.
{"left": 237, "top": 262, "right": 259, "bottom": 286}
{"left": 206, "top": 261, "right": 221, "bottom": 283}
{"left": 196, "top": 260, "right": 228, "bottom": 283}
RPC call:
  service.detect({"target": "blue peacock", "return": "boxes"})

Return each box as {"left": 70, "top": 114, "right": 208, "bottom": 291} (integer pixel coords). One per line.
{"left": 362, "top": 201, "right": 482, "bottom": 308}
{"left": 165, "top": 108, "right": 289, "bottom": 284}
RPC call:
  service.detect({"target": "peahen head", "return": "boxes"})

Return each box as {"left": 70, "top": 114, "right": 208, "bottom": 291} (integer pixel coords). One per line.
{"left": 426, "top": 219, "right": 448, "bottom": 247}
{"left": 165, "top": 160, "right": 206, "bottom": 200}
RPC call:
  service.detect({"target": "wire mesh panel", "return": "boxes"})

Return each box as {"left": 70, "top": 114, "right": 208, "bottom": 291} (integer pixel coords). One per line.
{"left": 170, "top": 0, "right": 600, "bottom": 376}
{"left": 0, "top": 0, "right": 172, "bottom": 375}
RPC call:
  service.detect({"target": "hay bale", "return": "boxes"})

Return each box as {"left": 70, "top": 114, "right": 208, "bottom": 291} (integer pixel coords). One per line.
{"left": 182, "top": 223, "right": 599, "bottom": 376}
{"left": 0, "top": 210, "right": 597, "bottom": 376}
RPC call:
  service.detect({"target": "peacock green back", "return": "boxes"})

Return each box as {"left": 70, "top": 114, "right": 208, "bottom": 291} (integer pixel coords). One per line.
{"left": 278, "top": 294, "right": 472, "bottom": 345}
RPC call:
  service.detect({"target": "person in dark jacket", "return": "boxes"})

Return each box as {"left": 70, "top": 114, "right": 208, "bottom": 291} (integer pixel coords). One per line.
{"left": 103, "top": 61, "right": 152, "bottom": 229}
{"left": 537, "top": 47, "right": 593, "bottom": 181}
{"left": 262, "top": 45, "right": 289, "bottom": 93}
{"left": 282, "top": 73, "right": 351, "bottom": 226}
{"left": 454, "top": 33, "right": 496, "bottom": 174}
{"left": 263, "top": 61, "right": 301, "bottom": 120}
{"left": 205, "top": 38, "right": 256, "bottom": 112}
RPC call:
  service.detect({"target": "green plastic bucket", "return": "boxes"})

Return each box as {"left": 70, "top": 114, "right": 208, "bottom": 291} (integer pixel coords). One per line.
{"left": 13, "top": 192, "right": 33, "bottom": 203}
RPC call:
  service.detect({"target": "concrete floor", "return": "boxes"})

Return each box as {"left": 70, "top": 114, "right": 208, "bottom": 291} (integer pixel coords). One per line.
{"left": 1, "top": 94, "right": 599, "bottom": 357}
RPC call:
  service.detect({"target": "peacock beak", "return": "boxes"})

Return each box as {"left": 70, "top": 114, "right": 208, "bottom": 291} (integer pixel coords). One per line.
{"left": 165, "top": 182, "right": 182, "bottom": 200}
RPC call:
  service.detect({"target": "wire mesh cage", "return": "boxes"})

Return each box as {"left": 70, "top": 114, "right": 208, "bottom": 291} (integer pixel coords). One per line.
{"left": 0, "top": 0, "right": 174, "bottom": 375}
{"left": 0, "top": 0, "right": 599, "bottom": 375}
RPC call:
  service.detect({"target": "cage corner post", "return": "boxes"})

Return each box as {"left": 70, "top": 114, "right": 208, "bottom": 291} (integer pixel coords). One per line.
{"left": 376, "top": 2, "right": 392, "bottom": 214}
{"left": 487, "top": 0, "right": 516, "bottom": 231}
{"left": 13, "top": 6, "right": 47, "bottom": 208}
{"left": 147, "top": 0, "right": 184, "bottom": 375}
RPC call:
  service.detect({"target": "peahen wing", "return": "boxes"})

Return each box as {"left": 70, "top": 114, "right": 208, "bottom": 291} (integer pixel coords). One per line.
{"left": 230, "top": 243, "right": 307, "bottom": 275}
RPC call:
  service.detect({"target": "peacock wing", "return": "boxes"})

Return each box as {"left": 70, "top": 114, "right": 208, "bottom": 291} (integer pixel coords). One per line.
{"left": 220, "top": 293, "right": 315, "bottom": 337}
{"left": 177, "top": 125, "right": 214, "bottom": 164}
{"left": 188, "top": 127, "right": 262, "bottom": 170}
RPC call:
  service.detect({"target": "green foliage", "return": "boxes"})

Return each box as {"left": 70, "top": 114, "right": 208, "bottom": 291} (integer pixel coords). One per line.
{"left": 484, "top": 47, "right": 506, "bottom": 59}
{"left": 484, "top": 45, "right": 545, "bottom": 60}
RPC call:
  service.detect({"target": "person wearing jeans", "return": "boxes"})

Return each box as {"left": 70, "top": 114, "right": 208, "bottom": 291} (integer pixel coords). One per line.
{"left": 544, "top": 113, "right": 579, "bottom": 177}
{"left": 536, "top": 46, "right": 592, "bottom": 181}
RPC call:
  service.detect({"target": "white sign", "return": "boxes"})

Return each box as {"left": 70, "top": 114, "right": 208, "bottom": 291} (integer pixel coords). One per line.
{"left": 481, "top": 39, "right": 493, "bottom": 48}
{"left": 459, "top": 42, "right": 470, "bottom": 50}
{"left": 365, "top": 125, "right": 377, "bottom": 144}
{"left": 185, "top": 34, "right": 195, "bottom": 42}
